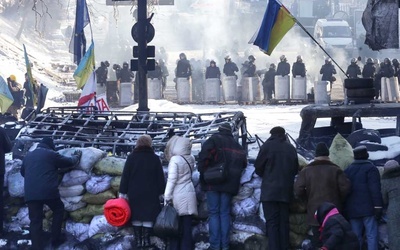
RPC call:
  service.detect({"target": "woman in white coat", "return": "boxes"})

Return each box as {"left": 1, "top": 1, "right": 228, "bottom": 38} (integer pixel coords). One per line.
{"left": 164, "top": 135, "right": 198, "bottom": 250}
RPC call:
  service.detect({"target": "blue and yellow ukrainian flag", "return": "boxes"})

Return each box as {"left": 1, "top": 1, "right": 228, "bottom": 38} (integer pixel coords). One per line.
{"left": 0, "top": 76, "right": 14, "bottom": 114}
{"left": 73, "top": 42, "right": 95, "bottom": 90}
{"left": 250, "top": 0, "right": 296, "bottom": 55}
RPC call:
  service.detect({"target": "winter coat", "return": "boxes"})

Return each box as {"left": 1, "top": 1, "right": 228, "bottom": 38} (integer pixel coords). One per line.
{"left": 262, "top": 69, "right": 276, "bottom": 87}
{"left": 119, "top": 146, "right": 165, "bottom": 222}
{"left": 316, "top": 203, "right": 360, "bottom": 250}
{"left": 292, "top": 61, "right": 306, "bottom": 77}
{"left": 255, "top": 134, "right": 299, "bottom": 203}
{"left": 223, "top": 62, "right": 239, "bottom": 77}
{"left": 243, "top": 62, "right": 256, "bottom": 77}
{"left": 0, "top": 127, "right": 12, "bottom": 175}
{"left": 164, "top": 136, "right": 198, "bottom": 216}
{"left": 320, "top": 63, "right": 337, "bottom": 81}
{"left": 119, "top": 68, "right": 134, "bottom": 82}
{"left": 362, "top": 63, "right": 376, "bottom": 78}
{"left": 7, "top": 79, "right": 23, "bottom": 107}
{"left": 148, "top": 65, "right": 163, "bottom": 80}
{"left": 346, "top": 63, "right": 361, "bottom": 78}
{"left": 344, "top": 160, "right": 383, "bottom": 219}
{"left": 276, "top": 61, "right": 290, "bottom": 76}
{"left": 20, "top": 143, "right": 79, "bottom": 202}
{"left": 205, "top": 66, "right": 221, "bottom": 79}
{"left": 294, "top": 159, "right": 351, "bottom": 226}
{"left": 381, "top": 166, "right": 400, "bottom": 250}
{"left": 176, "top": 59, "right": 192, "bottom": 78}
{"left": 198, "top": 130, "right": 247, "bottom": 195}
{"left": 380, "top": 63, "right": 395, "bottom": 78}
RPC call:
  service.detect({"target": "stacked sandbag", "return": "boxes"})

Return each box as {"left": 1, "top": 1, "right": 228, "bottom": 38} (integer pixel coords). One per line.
{"left": 329, "top": 133, "right": 354, "bottom": 170}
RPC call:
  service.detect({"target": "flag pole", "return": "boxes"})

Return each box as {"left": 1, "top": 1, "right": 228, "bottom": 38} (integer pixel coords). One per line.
{"left": 275, "top": 0, "right": 348, "bottom": 77}
{"left": 293, "top": 18, "right": 348, "bottom": 77}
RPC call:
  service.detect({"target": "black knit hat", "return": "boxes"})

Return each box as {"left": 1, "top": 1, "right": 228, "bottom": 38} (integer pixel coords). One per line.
{"left": 218, "top": 123, "right": 232, "bottom": 132}
{"left": 270, "top": 126, "right": 285, "bottom": 135}
{"left": 315, "top": 142, "right": 329, "bottom": 157}
{"left": 41, "top": 137, "right": 55, "bottom": 150}
{"left": 353, "top": 146, "right": 369, "bottom": 160}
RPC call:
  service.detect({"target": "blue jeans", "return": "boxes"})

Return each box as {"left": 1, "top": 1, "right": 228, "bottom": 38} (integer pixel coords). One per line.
{"left": 350, "top": 216, "right": 378, "bottom": 250}
{"left": 206, "top": 191, "right": 232, "bottom": 250}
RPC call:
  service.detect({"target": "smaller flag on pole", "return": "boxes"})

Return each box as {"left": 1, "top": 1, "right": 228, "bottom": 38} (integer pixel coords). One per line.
{"left": 0, "top": 76, "right": 14, "bottom": 114}
{"left": 23, "top": 44, "right": 36, "bottom": 106}
{"left": 73, "top": 43, "right": 95, "bottom": 90}
{"left": 249, "top": 0, "right": 296, "bottom": 55}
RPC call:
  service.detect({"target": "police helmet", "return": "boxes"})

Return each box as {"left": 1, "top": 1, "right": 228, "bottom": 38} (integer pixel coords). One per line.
{"left": 104, "top": 61, "right": 110, "bottom": 67}
{"left": 248, "top": 55, "right": 255, "bottom": 61}
{"left": 351, "top": 58, "right": 356, "bottom": 64}
{"left": 270, "top": 63, "right": 276, "bottom": 69}
{"left": 280, "top": 55, "right": 286, "bottom": 61}
{"left": 325, "top": 58, "right": 331, "bottom": 63}
{"left": 297, "top": 55, "right": 303, "bottom": 61}
{"left": 179, "top": 53, "right": 186, "bottom": 59}
{"left": 123, "top": 62, "right": 129, "bottom": 68}
{"left": 224, "top": 55, "right": 231, "bottom": 61}
{"left": 210, "top": 60, "right": 216, "bottom": 65}
{"left": 366, "top": 58, "right": 373, "bottom": 64}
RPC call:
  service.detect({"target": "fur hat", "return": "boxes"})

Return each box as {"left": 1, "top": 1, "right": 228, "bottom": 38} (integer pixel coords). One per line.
{"left": 270, "top": 126, "right": 285, "bottom": 135}
{"left": 136, "top": 134, "right": 152, "bottom": 148}
{"left": 40, "top": 137, "right": 55, "bottom": 150}
{"left": 384, "top": 160, "right": 399, "bottom": 171}
{"left": 353, "top": 146, "right": 369, "bottom": 160}
{"left": 218, "top": 123, "right": 232, "bottom": 132}
{"left": 315, "top": 142, "right": 329, "bottom": 157}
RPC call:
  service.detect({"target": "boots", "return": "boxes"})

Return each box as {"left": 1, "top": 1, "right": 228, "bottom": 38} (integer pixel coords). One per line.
{"left": 142, "top": 227, "right": 152, "bottom": 249}
{"left": 133, "top": 226, "right": 143, "bottom": 248}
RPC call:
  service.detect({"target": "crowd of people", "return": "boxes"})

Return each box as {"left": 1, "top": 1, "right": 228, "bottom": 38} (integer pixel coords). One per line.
{"left": 2, "top": 117, "right": 400, "bottom": 249}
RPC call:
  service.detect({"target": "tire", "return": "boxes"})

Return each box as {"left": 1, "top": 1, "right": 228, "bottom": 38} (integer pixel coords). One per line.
{"left": 346, "top": 88, "right": 375, "bottom": 98}
{"left": 344, "top": 78, "right": 374, "bottom": 89}
{"left": 346, "top": 129, "right": 381, "bottom": 147}
{"left": 347, "top": 97, "right": 374, "bottom": 104}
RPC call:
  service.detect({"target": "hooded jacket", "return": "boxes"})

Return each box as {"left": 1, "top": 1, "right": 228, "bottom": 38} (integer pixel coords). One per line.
{"left": 198, "top": 130, "right": 247, "bottom": 195}
{"left": 316, "top": 202, "right": 359, "bottom": 250}
{"left": 164, "top": 136, "right": 198, "bottom": 216}
{"left": 294, "top": 159, "right": 350, "bottom": 226}
{"left": 255, "top": 133, "right": 299, "bottom": 202}
{"left": 21, "top": 142, "right": 79, "bottom": 202}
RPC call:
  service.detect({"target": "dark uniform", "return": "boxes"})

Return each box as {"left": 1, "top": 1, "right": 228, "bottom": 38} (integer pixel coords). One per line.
{"left": 362, "top": 59, "right": 376, "bottom": 78}
{"left": 346, "top": 62, "right": 361, "bottom": 79}
{"left": 205, "top": 61, "right": 221, "bottom": 79}
{"left": 262, "top": 64, "right": 276, "bottom": 101}
{"left": 292, "top": 61, "right": 306, "bottom": 77}
{"left": 223, "top": 58, "right": 239, "bottom": 78}
{"left": 320, "top": 60, "right": 337, "bottom": 88}
{"left": 176, "top": 53, "right": 192, "bottom": 78}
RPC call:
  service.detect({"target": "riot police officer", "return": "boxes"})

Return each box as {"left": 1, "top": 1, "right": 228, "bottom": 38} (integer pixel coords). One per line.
{"left": 292, "top": 55, "right": 306, "bottom": 78}
{"left": 243, "top": 55, "right": 256, "bottom": 77}
{"left": 362, "top": 58, "right": 376, "bottom": 79}
{"left": 346, "top": 58, "right": 361, "bottom": 79}
{"left": 262, "top": 63, "right": 277, "bottom": 102}
{"left": 176, "top": 53, "right": 192, "bottom": 79}
{"left": 320, "top": 58, "right": 337, "bottom": 89}
{"left": 205, "top": 60, "right": 221, "bottom": 79}
{"left": 223, "top": 56, "right": 239, "bottom": 78}
{"left": 276, "top": 55, "right": 290, "bottom": 77}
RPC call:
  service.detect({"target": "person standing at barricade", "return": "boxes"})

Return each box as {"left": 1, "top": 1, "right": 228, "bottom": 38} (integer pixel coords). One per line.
{"left": 262, "top": 63, "right": 276, "bottom": 103}
{"left": 320, "top": 58, "right": 337, "bottom": 89}
{"left": 159, "top": 59, "right": 169, "bottom": 98}
{"left": 344, "top": 146, "right": 383, "bottom": 250}
{"left": 346, "top": 58, "right": 361, "bottom": 79}
{"left": 381, "top": 58, "right": 395, "bottom": 78}
{"left": 96, "top": 61, "right": 109, "bottom": 87}
{"left": 223, "top": 56, "right": 239, "bottom": 78}
{"left": 21, "top": 138, "right": 82, "bottom": 249}
{"left": 176, "top": 53, "right": 192, "bottom": 80}
{"left": 23, "top": 73, "right": 37, "bottom": 108}
{"left": 276, "top": 55, "right": 290, "bottom": 77}
{"left": 243, "top": 55, "right": 256, "bottom": 77}
{"left": 148, "top": 61, "right": 163, "bottom": 81}
{"left": 0, "top": 127, "right": 12, "bottom": 237}
{"left": 6, "top": 75, "right": 23, "bottom": 118}
{"left": 362, "top": 58, "right": 376, "bottom": 79}
{"left": 291, "top": 55, "right": 306, "bottom": 78}
{"left": 255, "top": 126, "right": 299, "bottom": 250}
{"left": 197, "top": 123, "right": 247, "bottom": 250}
{"left": 392, "top": 59, "right": 400, "bottom": 78}
{"left": 373, "top": 59, "right": 382, "bottom": 99}
{"left": 205, "top": 60, "right": 221, "bottom": 79}
{"left": 118, "top": 62, "right": 135, "bottom": 102}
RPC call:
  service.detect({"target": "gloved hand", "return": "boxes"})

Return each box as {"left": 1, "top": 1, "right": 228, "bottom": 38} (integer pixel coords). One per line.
{"left": 73, "top": 150, "right": 82, "bottom": 160}
{"left": 374, "top": 207, "right": 383, "bottom": 221}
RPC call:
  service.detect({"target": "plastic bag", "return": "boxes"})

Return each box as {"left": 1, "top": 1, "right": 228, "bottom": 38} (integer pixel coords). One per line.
{"left": 153, "top": 204, "right": 179, "bottom": 238}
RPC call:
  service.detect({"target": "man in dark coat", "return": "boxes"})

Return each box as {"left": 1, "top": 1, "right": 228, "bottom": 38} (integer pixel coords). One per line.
{"left": 21, "top": 138, "right": 81, "bottom": 249}
{"left": 346, "top": 58, "right": 361, "bottom": 78}
{"left": 0, "top": 127, "right": 12, "bottom": 236}
{"left": 147, "top": 61, "right": 163, "bottom": 80}
{"left": 223, "top": 56, "right": 239, "bottom": 78}
{"left": 262, "top": 63, "right": 276, "bottom": 102}
{"left": 243, "top": 55, "right": 256, "bottom": 77}
{"left": 294, "top": 142, "right": 351, "bottom": 248}
{"left": 344, "top": 146, "right": 383, "bottom": 250}
{"left": 198, "top": 123, "right": 247, "bottom": 250}
{"left": 119, "top": 135, "right": 166, "bottom": 248}
{"left": 292, "top": 55, "right": 306, "bottom": 78}
{"left": 362, "top": 58, "right": 376, "bottom": 78}
{"left": 315, "top": 202, "right": 360, "bottom": 250}
{"left": 392, "top": 58, "right": 400, "bottom": 78}
{"left": 380, "top": 58, "right": 395, "bottom": 78}
{"left": 118, "top": 62, "right": 134, "bottom": 83}
{"left": 276, "top": 55, "right": 290, "bottom": 77}
{"left": 176, "top": 53, "right": 192, "bottom": 79}
{"left": 205, "top": 60, "right": 221, "bottom": 79}
{"left": 255, "top": 126, "right": 299, "bottom": 250}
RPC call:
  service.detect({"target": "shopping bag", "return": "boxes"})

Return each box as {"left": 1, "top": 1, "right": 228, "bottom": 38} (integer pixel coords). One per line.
{"left": 153, "top": 204, "right": 179, "bottom": 238}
